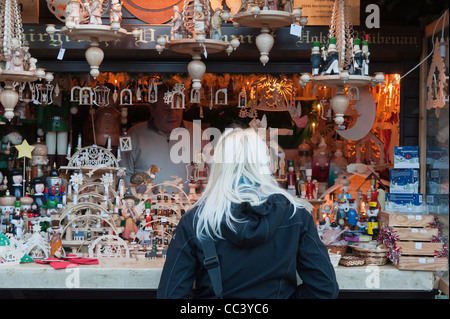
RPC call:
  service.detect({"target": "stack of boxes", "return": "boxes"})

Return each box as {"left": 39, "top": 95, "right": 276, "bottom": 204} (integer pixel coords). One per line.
{"left": 385, "top": 146, "right": 424, "bottom": 213}
{"left": 381, "top": 146, "right": 447, "bottom": 271}
{"left": 379, "top": 211, "right": 447, "bottom": 270}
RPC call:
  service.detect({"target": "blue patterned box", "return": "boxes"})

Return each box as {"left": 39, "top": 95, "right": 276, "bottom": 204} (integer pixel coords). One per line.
{"left": 394, "top": 146, "right": 419, "bottom": 168}
{"left": 390, "top": 168, "right": 419, "bottom": 194}
{"left": 385, "top": 193, "right": 424, "bottom": 213}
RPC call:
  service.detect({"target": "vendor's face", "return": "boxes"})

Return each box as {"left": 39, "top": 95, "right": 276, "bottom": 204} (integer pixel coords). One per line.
{"left": 150, "top": 100, "right": 183, "bottom": 135}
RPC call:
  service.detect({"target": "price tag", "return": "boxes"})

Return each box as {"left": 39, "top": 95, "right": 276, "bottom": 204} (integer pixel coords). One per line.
{"left": 415, "top": 215, "right": 422, "bottom": 220}
{"left": 419, "top": 229, "right": 428, "bottom": 233}
{"left": 57, "top": 48, "right": 66, "bottom": 60}
{"left": 290, "top": 24, "right": 303, "bottom": 37}
{"left": 415, "top": 243, "right": 422, "bottom": 249}
{"left": 411, "top": 228, "right": 418, "bottom": 233}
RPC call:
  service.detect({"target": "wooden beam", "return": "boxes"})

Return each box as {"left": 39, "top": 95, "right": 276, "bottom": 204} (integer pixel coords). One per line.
{"left": 418, "top": 33, "right": 428, "bottom": 196}
{"left": 425, "top": 12, "right": 449, "bottom": 38}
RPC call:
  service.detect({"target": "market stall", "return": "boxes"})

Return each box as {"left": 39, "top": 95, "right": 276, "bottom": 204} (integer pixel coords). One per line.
{"left": 0, "top": 0, "right": 448, "bottom": 299}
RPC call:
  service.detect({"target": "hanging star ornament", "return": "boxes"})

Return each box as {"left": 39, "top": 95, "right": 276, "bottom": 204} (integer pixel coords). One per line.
{"left": 15, "top": 139, "right": 35, "bottom": 159}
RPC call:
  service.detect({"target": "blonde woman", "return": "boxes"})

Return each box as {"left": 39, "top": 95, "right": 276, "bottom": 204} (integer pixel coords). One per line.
{"left": 157, "top": 127, "right": 338, "bottom": 299}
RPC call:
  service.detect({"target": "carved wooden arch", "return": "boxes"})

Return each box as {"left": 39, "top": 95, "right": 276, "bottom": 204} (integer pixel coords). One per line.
{"left": 88, "top": 234, "right": 130, "bottom": 258}
{"left": 58, "top": 202, "right": 112, "bottom": 224}
{"left": 66, "top": 146, "right": 120, "bottom": 169}
{"left": 133, "top": 182, "right": 191, "bottom": 206}
{"left": 61, "top": 213, "right": 118, "bottom": 239}
{"left": 75, "top": 192, "right": 116, "bottom": 207}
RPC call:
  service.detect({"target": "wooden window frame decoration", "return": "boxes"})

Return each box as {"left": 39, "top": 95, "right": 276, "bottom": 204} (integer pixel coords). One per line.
{"left": 165, "top": 82, "right": 186, "bottom": 109}
{"left": 79, "top": 87, "right": 93, "bottom": 105}
{"left": 215, "top": 88, "right": 228, "bottom": 105}
{"left": 190, "top": 88, "right": 201, "bottom": 103}
{"left": 93, "top": 85, "right": 111, "bottom": 107}
{"left": 71, "top": 85, "right": 82, "bottom": 102}
{"left": 120, "top": 88, "right": 133, "bottom": 106}
{"left": 148, "top": 78, "right": 158, "bottom": 103}
{"left": 238, "top": 89, "right": 247, "bottom": 108}
{"left": 18, "top": 82, "right": 36, "bottom": 103}
{"left": 119, "top": 135, "right": 132, "bottom": 153}
{"left": 348, "top": 86, "right": 360, "bottom": 101}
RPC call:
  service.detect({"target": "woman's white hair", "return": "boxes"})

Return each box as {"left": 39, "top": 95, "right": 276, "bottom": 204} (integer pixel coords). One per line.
{"left": 192, "top": 127, "right": 313, "bottom": 240}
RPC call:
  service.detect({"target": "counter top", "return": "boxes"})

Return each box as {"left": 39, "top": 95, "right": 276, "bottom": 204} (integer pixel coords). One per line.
{"left": 0, "top": 259, "right": 436, "bottom": 291}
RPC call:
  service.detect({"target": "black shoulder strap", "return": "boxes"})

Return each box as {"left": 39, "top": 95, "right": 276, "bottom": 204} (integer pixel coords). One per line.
{"left": 201, "top": 237, "right": 223, "bottom": 299}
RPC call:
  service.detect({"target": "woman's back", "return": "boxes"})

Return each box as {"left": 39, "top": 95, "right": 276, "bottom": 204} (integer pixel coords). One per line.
{"left": 157, "top": 193, "right": 338, "bottom": 299}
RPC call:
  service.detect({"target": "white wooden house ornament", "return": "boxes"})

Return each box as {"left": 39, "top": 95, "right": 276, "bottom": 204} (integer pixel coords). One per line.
{"left": 79, "top": 87, "right": 93, "bottom": 105}
{"left": 148, "top": 79, "right": 158, "bottom": 103}
{"left": 165, "top": 82, "right": 186, "bottom": 109}
{"left": 120, "top": 88, "right": 133, "bottom": 105}
{"left": 427, "top": 37, "right": 449, "bottom": 118}
{"left": 215, "top": 88, "right": 228, "bottom": 105}
{"left": 70, "top": 85, "right": 82, "bottom": 102}
{"left": 190, "top": 88, "right": 201, "bottom": 103}
{"left": 238, "top": 89, "right": 247, "bottom": 108}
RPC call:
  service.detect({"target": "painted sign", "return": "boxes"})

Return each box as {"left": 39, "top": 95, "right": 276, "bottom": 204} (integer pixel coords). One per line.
{"left": 294, "top": 0, "right": 360, "bottom": 26}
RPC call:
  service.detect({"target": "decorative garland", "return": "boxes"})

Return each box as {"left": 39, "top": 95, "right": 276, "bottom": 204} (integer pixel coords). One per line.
{"left": 378, "top": 225, "right": 401, "bottom": 265}
{"left": 430, "top": 217, "right": 449, "bottom": 258}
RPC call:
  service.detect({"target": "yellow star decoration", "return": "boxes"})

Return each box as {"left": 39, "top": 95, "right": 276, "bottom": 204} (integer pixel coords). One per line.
{"left": 15, "top": 139, "right": 35, "bottom": 159}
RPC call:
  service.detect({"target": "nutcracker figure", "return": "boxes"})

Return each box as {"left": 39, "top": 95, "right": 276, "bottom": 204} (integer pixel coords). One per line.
{"left": 346, "top": 198, "right": 358, "bottom": 229}
{"left": 44, "top": 168, "right": 65, "bottom": 205}
{"left": 10, "top": 169, "right": 24, "bottom": 200}
{"left": 31, "top": 177, "right": 46, "bottom": 216}
{"left": 325, "top": 38, "right": 339, "bottom": 75}
{"left": 367, "top": 201, "right": 379, "bottom": 237}
{"left": 361, "top": 36, "right": 370, "bottom": 76}
{"left": 356, "top": 216, "right": 367, "bottom": 233}
{"left": 287, "top": 160, "right": 296, "bottom": 195}
{"left": 310, "top": 41, "right": 322, "bottom": 76}
{"left": 335, "top": 196, "right": 347, "bottom": 227}
{"left": 352, "top": 38, "right": 363, "bottom": 75}
{"left": 40, "top": 92, "right": 71, "bottom": 168}
{"left": 305, "top": 170, "right": 315, "bottom": 200}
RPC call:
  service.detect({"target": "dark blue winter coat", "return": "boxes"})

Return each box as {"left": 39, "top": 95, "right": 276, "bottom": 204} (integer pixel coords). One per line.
{"left": 157, "top": 193, "right": 339, "bottom": 299}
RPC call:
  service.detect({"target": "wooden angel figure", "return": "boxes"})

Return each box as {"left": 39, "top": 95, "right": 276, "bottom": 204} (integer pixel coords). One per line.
{"left": 110, "top": 0, "right": 122, "bottom": 24}
{"left": 268, "top": 0, "right": 279, "bottom": 10}
{"left": 121, "top": 199, "right": 141, "bottom": 241}
{"left": 170, "top": 5, "right": 183, "bottom": 40}
{"left": 9, "top": 47, "right": 25, "bottom": 72}
{"left": 193, "top": 0, "right": 206, "bottom": 36}
{"left": 66, "top": 0, "right": 81, "bottom": 25}
{"left": 89, "top": 0, "right": 103, "bottom": 25}
{"left": 210, "top": 8, "right": 223, "bottom": 40}
{"left": 49, "top": 228, "right": 63, "bottom": 257}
